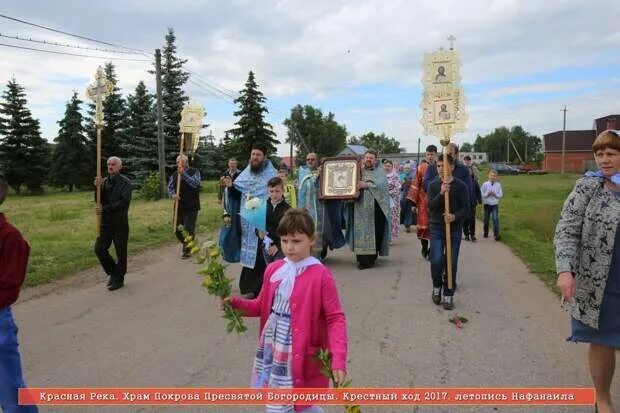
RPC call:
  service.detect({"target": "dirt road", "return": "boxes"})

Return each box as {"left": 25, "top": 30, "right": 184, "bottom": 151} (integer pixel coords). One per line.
{"left": 14, "top": 226, "right": 611, "bottom": 412}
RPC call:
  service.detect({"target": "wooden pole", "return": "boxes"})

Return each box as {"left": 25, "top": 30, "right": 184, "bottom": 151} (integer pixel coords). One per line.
{"left": 443, "top": 141, "right": 453, "bottom": 290}
{"left": 155, "top": 49, "right": 166, "bottom": 198}
{"left": 172, "top": 133, "right": 185, "bottom": 233}
{"left": 96, "top": 126, "right": 102, "bottom": 237}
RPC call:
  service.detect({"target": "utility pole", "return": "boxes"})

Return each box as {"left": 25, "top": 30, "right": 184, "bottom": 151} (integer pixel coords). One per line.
{"left": 561, "top": 105, "right": 568, "bottom": 175}
{"left": 289, "top": 136, "right": 294, "bottom": 172}
{"left": 155, "top": 49, "right": 166, "bottom": 197}
{"left": 417, "top": 138, "right": 421, "bottom": 164}
{"left": 507, "top": 138, "right": 510, "bottom": 163}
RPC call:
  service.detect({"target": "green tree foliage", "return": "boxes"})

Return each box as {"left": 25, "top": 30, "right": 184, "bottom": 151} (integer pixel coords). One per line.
{"left": 473, "top": 126, "right": 542, "bottom": 163}
{"left": 192, "top": 132, "right": 221, "bottom": 179}
{"left": 161, "top": 28, "right": 189, "bottom": 175}
{"left": 283, "top": 104, "right": 347, "bottom": 164}
{"left": 85, "top": 62, "right": 128, "bottom": 174}
{"left": 0, "top": 78, "right": 50, "bottom": 193}
{"left": 460, "top": 142, "right": 473, "bottom": 152}
{"left": 121, "top": 81, "right": 158, "bottom": 186}
{"left": 348, "top": 132, "right": 404, "bottom": 155}
{"left": 50, "top": 92, "right": 89, "bottom": 191}
{"left": 228, "top": 71, "right": 279, "bottom": 161}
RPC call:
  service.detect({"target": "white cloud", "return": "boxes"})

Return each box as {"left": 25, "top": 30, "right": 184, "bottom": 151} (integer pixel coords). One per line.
{"left": 0, "top": 0, "right": 619, "bottom": 153}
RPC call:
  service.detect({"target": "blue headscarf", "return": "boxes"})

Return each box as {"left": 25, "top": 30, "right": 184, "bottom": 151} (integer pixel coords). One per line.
{"left": 584, "top": 170, "right": 620, "bottom": 186}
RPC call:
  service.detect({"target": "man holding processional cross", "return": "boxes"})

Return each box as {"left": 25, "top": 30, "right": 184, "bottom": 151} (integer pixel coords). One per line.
{"left": 421, "top": 38, "right": 468, "bottom": 310}
{"left": 88, "top": 66, "right": 133, "bottom": 292}
{"left": 170, "top": 102, "right": 204, "bottom": 259}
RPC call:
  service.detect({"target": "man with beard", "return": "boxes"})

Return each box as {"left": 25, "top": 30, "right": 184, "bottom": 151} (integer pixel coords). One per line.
{"left": 298, "top": 152, "right": 346, "bottom": 259}
{"left": 346, "top": 149, "right": 391, "bottom": 269}
{"left": 221, "top": 145, "right": 276, "bottom": 298}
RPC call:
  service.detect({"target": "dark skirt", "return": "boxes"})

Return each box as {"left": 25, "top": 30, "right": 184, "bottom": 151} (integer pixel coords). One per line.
{"left": 569, "top": 291, "right": 620, "bottom": 348}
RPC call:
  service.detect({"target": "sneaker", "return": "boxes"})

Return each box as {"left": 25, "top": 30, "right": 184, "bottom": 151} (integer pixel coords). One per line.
{"left": 470, "top": 236, "right": 477, "bottom": 242}
{"left": 442, "top": 295, "right": 454, "bottom": 310}
{"left": 495, "top": 235, "right": 501, "bottom": 241}
{"left": 432, "top": 288, "right": 442, "bottom": 305}
{"left": 464, "top": 235, "right": 470, "bottom": 241}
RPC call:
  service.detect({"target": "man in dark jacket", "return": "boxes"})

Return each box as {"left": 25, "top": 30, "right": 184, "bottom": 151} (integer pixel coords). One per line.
{"left": 95, "top": 156, "right": 132, "bottom": 291}
{"left": 0, "top": 171, "right": 39, "bottom": 412}
{"left": 427, "top": 154, "right": 470, "bottom": 310}
{"left": 168, "top": 154, "right": 201, "bottom": 259}
{"left": 462, "top": 155, "right": 482, "bottom": 241}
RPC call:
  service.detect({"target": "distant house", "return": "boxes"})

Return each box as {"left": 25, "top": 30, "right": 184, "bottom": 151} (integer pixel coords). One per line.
{"left": 543, "top": 115, "right": 618, "bottom": 172}
{"left": 280, "top": 156, "right": 294, "bottom": 169}
{"left": 459, "top": 152, "right": 488, "bottom": 164}
{"left": 338, "top": 144, "right": 367, "bottom": 157}
{"left": 382, "top": 153, "right": 424, "bottom": 166}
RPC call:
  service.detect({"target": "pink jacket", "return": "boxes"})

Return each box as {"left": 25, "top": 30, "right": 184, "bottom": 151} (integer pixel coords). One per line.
{"left": 230, "top": 260, "right": 348, "bottom": 410}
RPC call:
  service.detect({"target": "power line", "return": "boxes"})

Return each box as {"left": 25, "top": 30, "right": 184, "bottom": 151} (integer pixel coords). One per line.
{"left": 188, "top": 75, "right": 237, "bottom": 101}
{"left": 0, "top": 33, "right": 144, "bottom": 55}
{"left": 0, "top": 13, "right": 148, "bottom": 54}
{"left": 0, "top": 42, "right": 151, "bottom": 62}
{"left": 186, "top": 78, "right": 235, "bottom": 103}
{"left": 186, "top": 69, "right": 238, "bottom": 100}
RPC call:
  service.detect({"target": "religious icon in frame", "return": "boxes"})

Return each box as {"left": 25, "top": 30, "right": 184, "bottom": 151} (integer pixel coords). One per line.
{"left": 433, "top": 97, "right": 456, "bottom": 126}
{"left": 319, "top": 156, "right": 360, "bottom": 200}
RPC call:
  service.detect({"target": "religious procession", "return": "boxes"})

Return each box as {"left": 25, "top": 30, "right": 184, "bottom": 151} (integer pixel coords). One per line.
{"left": 1, "top": 5, "right": 620, "bottom": 413}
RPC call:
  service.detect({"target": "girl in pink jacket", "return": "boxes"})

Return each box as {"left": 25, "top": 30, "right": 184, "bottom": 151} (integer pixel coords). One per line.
{"left": 229, "top": 208, "right": 348, "bottom": 413}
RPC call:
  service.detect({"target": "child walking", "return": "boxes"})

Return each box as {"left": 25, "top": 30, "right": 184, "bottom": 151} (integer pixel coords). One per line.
{"left": 227, "top": 208, "right": 348, "bottom": 413}
{"left": 261, "top": 177, "right": 291, "bottom": 264}
{"left": 481, "top": 170, "right": 503, "bottom": 241}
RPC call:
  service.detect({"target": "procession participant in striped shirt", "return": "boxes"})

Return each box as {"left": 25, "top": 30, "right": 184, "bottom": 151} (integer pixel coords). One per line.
{"left": 226, "top": 209, "right": 348, "bottom": 413}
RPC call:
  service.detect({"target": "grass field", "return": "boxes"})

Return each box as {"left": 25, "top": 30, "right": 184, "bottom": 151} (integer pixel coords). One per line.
{"left": 3, "top": 182, "right": 223, "bottom": 286}
{"left": 479, "top": 172, "right": 581, "bottom": 289}
{"left": 3, "top": 173, "right": 583, "bottom": 290}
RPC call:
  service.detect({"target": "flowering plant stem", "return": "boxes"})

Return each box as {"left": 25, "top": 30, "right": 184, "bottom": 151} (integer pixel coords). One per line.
{"left": 180, "top": 226, "right": 247, "bottom": 334}
{"left": 315, "top": 348, "right": 361, "bottom": 413}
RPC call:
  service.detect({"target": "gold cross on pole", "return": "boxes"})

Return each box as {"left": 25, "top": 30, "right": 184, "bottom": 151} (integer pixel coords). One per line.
{"left": 447, "top": 34, "right": 456, "bottom": 50}
{"left": 85, "top": 66, "right": 113, "bottom": 237}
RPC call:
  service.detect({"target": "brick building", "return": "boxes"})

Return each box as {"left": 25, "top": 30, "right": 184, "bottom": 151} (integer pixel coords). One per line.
{"left": 543, "top": 115, "right": 618, "bottom": 172}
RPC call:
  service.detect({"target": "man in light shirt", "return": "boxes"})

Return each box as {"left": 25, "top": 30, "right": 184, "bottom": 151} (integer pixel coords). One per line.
{"left": 481, "top": 170, "right": 503, "bottom": 241}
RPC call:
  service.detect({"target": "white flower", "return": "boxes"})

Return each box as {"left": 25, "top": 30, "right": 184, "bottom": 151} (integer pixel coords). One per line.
{"left": 245, "top": 197, "right": 261, "bottom": 210}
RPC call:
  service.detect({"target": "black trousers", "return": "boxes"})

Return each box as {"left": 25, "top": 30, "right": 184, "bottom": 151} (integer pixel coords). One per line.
{"left": 239, "top": 243, "right": 266, "bottom": 297}
{"left": 175, "top": 210, "right": 199, "bottom": 254}
{"left": 356, "top": 201, "right": 386, "bottom": 267}
{"left": 95, "top": 223, "right": 129, "bottom": 280}
{"left": 463, "top": 204, "right": 477, "bottom": 237}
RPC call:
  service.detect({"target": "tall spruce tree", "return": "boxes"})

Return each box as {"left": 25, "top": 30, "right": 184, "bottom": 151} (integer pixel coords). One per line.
{"left": 50, "top": 92, "right": 89, "bottom": 191}
{"left": 228, "top": 71, "right": 279, "bottom": 161}
{"left": 0, "top": 78, "right": 50, "bottom": 193}
{"left": 192, "top": 132, "right": 219, "bottom": 179}
{"left": 121, "top": 81, "right": 158, "bottom": 186}
{"left": 85, "top": 62, "right": 128, "bottom": 175}
{"left": 161, "top": 28, "right": 189, "bottom": 175}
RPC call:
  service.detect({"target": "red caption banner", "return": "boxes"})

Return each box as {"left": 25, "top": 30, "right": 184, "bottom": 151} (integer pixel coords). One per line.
{"left": 20, "top": 388, "right": 595, "bottom": 406}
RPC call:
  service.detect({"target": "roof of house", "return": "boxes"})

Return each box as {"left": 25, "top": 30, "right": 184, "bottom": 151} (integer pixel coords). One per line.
{"left": 593, "top": 115, "right": 620, "bottom": 135}
{"left": 543, "top": 130, "right": 596, "bottom": 152}
{"left": 343, "top": 144, "right": 367, "bottom": 155}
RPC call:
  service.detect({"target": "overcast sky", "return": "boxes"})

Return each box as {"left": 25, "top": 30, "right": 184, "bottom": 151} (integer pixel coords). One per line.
{"left": 1, "top": 0, "right": 619, "bottom": 155}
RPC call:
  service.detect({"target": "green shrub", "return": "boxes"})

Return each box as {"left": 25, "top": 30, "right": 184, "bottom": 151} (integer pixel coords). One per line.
{"left": 141, "top": 172, "right": 163, "bottom": 201}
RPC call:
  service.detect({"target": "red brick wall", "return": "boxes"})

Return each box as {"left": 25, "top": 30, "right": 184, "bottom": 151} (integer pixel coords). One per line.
{"left": 544, "top": 152, "right": 593, "bottom": 172}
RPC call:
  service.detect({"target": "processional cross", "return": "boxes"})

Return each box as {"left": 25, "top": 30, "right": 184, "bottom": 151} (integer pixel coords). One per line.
{"left": 86, "top": 66, "right": 113, "bottom": 236}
